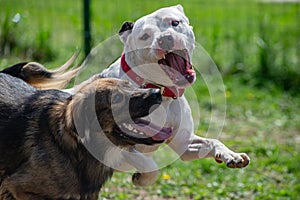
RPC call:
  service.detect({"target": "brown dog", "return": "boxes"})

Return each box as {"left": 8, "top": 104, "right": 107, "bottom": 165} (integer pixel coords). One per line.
{"left": 0, "top": 71, "right": 170, "bottom": 199}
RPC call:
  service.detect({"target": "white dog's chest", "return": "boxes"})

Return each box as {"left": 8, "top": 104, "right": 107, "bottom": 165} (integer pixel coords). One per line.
{"left": 145, "top": 98, "right": 172, "bottom": 127}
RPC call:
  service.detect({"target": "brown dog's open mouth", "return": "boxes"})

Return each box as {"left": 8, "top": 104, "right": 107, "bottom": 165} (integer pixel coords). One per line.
{"left": 117, "top": 118, "right": 172, "bottom": 145}
{"left": 158, "top": 50, "right": 195, "bottom": 87}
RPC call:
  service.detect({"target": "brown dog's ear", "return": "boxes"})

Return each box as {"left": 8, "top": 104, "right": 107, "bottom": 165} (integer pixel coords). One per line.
{"left": 119, "top": 21, "right": 134, "bottom": 43}
{"left": 67, "top": 92, "right": 98, "bottom": 143}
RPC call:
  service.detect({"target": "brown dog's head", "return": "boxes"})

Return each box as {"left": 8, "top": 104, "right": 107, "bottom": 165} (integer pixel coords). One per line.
{"left": 68, "top": 78, "right": 172, "bottom": 147}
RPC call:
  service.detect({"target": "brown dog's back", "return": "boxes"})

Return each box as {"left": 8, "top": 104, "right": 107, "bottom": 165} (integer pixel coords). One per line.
{"left": 0, "top": 73, "right": 113, "bottom": 199}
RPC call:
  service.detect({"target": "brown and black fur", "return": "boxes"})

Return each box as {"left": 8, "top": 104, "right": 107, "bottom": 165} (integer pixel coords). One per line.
{"left": 0, "top": 53, "right": 81, "bottom": 90}
{"left": 0, "top": 72, "right": 163, "bottom": 200}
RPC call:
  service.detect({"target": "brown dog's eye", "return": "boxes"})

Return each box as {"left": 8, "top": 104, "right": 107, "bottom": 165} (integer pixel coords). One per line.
{"left": 112, "top": 93, "right": 124, "bottom": 104}
{"left": 140, "top": 33, "right": 150, "bottom": 40}
{"left": 171, "top": 20, "right": 180, "bottom": 27}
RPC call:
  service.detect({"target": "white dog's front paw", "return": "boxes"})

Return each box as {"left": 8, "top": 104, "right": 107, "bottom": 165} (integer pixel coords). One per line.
{"left": 132, "top": 171, "right": 158, "bottom": 186}
{"left": 214, "top": 148, "right": 250, "bottom": 168}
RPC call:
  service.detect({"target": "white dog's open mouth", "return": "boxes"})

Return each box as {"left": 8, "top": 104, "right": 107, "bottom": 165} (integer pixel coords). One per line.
{"left": 119, "top": 119, "right": 172, "bottom": 144}
{"left": 158, "top": 50, "right": 195, "bottom": 87}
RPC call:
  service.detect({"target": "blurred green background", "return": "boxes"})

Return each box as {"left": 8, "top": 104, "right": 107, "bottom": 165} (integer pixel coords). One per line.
{"left": 0, "top": 0, "right": 299, "bottom": 199}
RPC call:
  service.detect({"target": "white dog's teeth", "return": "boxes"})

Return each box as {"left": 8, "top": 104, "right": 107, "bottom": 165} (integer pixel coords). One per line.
{"left": 133, "top": 129, "right": 138, "bottom": 133}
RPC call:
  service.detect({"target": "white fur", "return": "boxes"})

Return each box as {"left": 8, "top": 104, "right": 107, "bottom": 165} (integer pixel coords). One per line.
{"left": 72, "top": 5, "right": 250, "bottom": 186}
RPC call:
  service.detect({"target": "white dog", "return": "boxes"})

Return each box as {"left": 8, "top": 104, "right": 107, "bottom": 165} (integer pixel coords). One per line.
{"left": 22, "top": 5, "right": 249, "bottom": 187}
{"left": 98, "top": 4, "right": 250, "bottom": 186}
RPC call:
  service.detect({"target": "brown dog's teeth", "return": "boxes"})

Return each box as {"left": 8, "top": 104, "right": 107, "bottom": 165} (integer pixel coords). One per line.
{"left": 127, "top": 124, "right": 134, "bottom": 131}
{"left": 139, "top": 132, "right": 145, "bottom": 136}
{"left": 121, "top": 122, "right": 147, "bottom": 137}
{"left": 122, "top": 123, "right": 134, "bottom": 131}
{"left": 122, "top": 123, "right": 127, "bottom": 130}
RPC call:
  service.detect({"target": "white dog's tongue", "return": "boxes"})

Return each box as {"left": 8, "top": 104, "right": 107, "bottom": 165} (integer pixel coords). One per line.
{"left": 132, "top": 119, "right": 172, "bottom": 141}
{"left": 166, "top": 52, "right": 186, "bottom": 74}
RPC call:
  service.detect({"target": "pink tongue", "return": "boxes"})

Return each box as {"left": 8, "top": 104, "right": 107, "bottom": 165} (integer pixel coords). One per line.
{"left": 132, "top": 119, "right": 172, "bottom": 141}
{"left": 166, "top": 53, "right": 185, "bottom": 74}
{"left": 165, "top": 52, "right": 195, "bottom": 82}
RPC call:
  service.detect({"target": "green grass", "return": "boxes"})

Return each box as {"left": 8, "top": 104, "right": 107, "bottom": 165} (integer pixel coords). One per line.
{"left": 101, "top": 76, "right": 300, "bottom": 200}
{"left": 0, "top": 0, "right": 299, "bottom": 199}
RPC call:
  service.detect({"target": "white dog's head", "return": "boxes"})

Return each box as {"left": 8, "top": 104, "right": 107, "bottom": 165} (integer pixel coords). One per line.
{"left": 119, "top": 5, "right": 196, "bottom": 89}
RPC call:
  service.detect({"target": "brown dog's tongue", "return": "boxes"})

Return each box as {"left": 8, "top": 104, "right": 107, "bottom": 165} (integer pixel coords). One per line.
{"left": 132, "top": 119, "right": 172, "bottom": 141}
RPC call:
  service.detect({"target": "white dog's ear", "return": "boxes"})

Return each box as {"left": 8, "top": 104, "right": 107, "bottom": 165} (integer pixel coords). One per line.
{"left": 119, "top": 21, "right": 134, "bottom": 43}
{"left": 175, "top": 4, "right": 184, "bottom": 13}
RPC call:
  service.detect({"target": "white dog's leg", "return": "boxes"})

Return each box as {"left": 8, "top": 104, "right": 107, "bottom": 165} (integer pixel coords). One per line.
{"left": 169, "top": 134, "right": 250, "bottom": 168}
{"left": 122, "top": 148, "right": 159, "bottom": 186}
{"left": 165, "top": 97, "right": 250, "bottom": 168}
{"left": 188, "top": 135, "right": 250, "bottom": 168}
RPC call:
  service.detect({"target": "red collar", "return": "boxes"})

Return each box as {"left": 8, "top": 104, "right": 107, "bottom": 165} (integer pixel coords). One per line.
{"left": 120, "top": 53, "right": 184, "bottom": 99}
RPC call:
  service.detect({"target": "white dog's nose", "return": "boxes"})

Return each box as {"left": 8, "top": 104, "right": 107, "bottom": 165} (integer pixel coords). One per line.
{"left": 158, "top": 35, "right": 174, "bottom": 50}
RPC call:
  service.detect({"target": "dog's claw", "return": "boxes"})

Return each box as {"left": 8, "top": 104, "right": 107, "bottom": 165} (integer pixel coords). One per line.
{"left": 240, "top": 153, "right": 250, "bottom": 167}
{"left": 226, "top": 161, "right": 235, "bottom": 168}
{"left": 132, "top": 172, "right": 141, "bottom": 185}
{"left": 237, "top": 161, "right": 245, "bottom": 168}
{"left": 214, "top": 153, "right": 223, "bottom": 163}
{"left": 132, "top": 171, "right": 159, "bottom": 187}
{"left": 215, "top": 151, "right": 250, "bottom": 168}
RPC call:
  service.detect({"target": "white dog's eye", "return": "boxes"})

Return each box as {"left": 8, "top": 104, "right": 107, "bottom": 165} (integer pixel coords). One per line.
{"left": 171, "top": 20, "right": 180, "bottom": 27}
{"left": 140, "top": 33, "right": 150, "bottom": 40}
